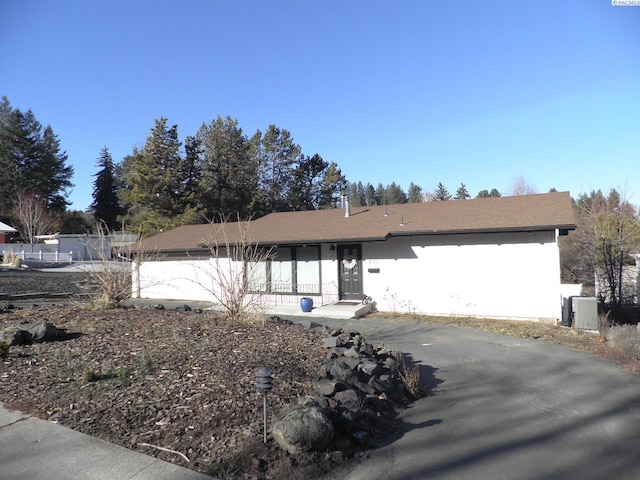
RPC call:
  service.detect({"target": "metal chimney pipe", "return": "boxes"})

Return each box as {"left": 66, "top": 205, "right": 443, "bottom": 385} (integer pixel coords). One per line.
{"left": 344, "top": 197, "right": 350, "bottom": 217}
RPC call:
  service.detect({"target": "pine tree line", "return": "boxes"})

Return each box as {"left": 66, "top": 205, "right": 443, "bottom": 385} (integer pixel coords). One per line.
{"left": 1, "top": 95, "right": 510, "bottom": 240}
{"left": 93, "top": 117, "right": 348, "bottom": 236}
{"left": 0, "top": 96, "right": 74, "bottom": 220}
{"left": 345, "top": 180, "right": 502, "bottom": 207}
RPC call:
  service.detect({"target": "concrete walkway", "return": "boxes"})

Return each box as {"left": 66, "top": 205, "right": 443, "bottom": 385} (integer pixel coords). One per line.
{"left": 2, "top": 311, "right": 640, "bottom": 479}
{"left": 0, "top": 406, "right": 212, "bottom": 480}
{"left": 120, "top": 297, "right": 371, "bottom": 319}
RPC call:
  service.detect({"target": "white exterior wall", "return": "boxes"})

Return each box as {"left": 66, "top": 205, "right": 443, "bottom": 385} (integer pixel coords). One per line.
{"left": 134, "top": 247, "right": 343, "bottom": 306}
{"left": 362, "top": 231, "right": 562, "bottom": 321}
{"left": 133, "top": 231, "right": 564, "bottom": 321}
{"left": 134, "top": 257, "right": 226, "bottom": 301}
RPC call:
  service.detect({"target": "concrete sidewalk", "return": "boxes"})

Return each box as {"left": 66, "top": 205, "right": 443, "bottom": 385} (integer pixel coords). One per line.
{"left": 0, "top": 406, "right": 212, "bottom": 480}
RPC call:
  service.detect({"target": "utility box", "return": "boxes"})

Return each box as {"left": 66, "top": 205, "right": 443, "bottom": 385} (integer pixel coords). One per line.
{"left": 572, "top": 297, "right": 598, "bottom": 330}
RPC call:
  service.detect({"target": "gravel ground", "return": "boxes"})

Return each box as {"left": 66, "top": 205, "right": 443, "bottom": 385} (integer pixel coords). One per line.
{"left": 0, "top": 270, "right": 90, "bottom": 298}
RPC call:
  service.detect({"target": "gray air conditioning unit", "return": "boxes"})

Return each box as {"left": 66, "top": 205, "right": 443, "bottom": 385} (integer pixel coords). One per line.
{"left": 572, "top": 297, "right": 598, "bottom": 330}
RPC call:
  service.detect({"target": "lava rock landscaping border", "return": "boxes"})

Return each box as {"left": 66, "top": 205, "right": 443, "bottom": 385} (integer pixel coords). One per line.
{"left": 270, "top": 320, "right": 417, "bottom": 455}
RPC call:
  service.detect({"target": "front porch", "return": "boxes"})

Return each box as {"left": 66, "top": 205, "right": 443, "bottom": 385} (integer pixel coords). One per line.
{"left": 262, "top": 300, "right": 372, "bottom": 319}
{"left": 121, "top": 298, "right": 372, "bottom": 319}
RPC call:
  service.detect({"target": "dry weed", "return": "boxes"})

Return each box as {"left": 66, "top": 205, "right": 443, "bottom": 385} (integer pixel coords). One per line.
{"left": 607, "top": 325, "right": 640, "bottom": 362}
{"left": 396, "top": 352, "right": 425, "bottom": 399}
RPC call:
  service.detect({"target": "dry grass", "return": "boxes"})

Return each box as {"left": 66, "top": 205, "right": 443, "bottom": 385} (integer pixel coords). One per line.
{"left": 606, "top": 325, "right": 640, "bottom": 363}
{"left": 396, "top": 352, "right": 425, "bottom": 399}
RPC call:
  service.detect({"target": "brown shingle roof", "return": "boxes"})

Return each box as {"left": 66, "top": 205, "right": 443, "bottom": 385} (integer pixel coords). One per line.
{"left": 139, "top": 191, "right": 576, "bottom": 253}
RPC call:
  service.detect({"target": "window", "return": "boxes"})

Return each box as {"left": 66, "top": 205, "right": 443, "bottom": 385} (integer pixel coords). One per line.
{"left": 295, "top": 246, "right": 320, "bottom": 294}
{"left": 246, "top": 258, "right": 268, "bottom": 292}
{"left": 247, "top": 246, "right": 320, "bottom": 294}
{"left": 271, "top": 248, "right": 293, "bottom": 292}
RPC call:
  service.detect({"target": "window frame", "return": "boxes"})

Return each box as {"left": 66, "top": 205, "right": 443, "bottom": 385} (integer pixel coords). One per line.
{"left": 247, "top": 245, "right": 321, "bottom": 295}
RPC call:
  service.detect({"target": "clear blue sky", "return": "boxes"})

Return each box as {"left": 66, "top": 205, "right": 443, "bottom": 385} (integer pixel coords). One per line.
{"left": 1, "top": 0, "right": 639, "bottom": 211}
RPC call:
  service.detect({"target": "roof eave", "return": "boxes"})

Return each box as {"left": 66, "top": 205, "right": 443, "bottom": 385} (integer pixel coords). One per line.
{"left": 389, "top": 224, "right": 577, "bottom": 237}
{"left": 254, "top": 235, "right": 391, "bottom": 246}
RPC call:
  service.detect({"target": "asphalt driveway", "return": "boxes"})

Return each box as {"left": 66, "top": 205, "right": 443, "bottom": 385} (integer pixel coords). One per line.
{"left": 310, "top": 316, "right": 640, "bottom": 480}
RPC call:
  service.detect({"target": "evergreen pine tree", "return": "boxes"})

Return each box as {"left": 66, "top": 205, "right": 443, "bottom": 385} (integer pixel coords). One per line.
{"left": 454, "top": 183, "right": 470, "bottom": 200}
{"left": 255, "top": 125, "right": 301, "bottom": 215}
{"left": 318, "top": 162, "right": 347, "bottom": 209}
{"left": 196, "top": 116, "right": 255, "bottom": 219}
{"left": 122, "top": 118, "right": 190, "bottom": 235}
{"left": 38, "top": 125, "right": 74, "bottom": 213}
{"left": 0, "top": 99, "right": 73, "bottom": 216}
{"left": 288, "top": 153, "right": 329, "bottom": 210}
{"left": 385, "top": 182, "right": 408, "bottom": 204}
{"left": 433, "top": 182, "right": 452, "bottom": 201}
{"left": 364, "top": 183, "right": 378, "bottom": 206}
{"left": 346, "top": 181, "right": 366, "bottom": 207}
{"left": 408, "top": 182, "right": 423, "bottom": 203}
{"left": 0, "top": 97, "right": 17, "bottom": 217}
{"left": 91, "top": 147, "right": 121, "bottom": 230}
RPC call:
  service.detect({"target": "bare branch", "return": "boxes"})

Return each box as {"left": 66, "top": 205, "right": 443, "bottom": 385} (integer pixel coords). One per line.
{"left": 138, "top": 443, "right": 190, "bottom": 463}
{"left": 82, "top": 223, "right": 161, "bottom": 309}
{"left": 192, "top": 214, "right": 274, "bottom": 321}
{"left": 12, "top": 193, "right": 55, "bottom": 244}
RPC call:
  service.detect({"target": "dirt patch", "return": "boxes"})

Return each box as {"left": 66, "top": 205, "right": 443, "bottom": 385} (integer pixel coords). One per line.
{"left": 0, "top": 306, "right": 370, "bottom": 479}
{"left": 0, "top": 270, "right": 89, "bottom": 299}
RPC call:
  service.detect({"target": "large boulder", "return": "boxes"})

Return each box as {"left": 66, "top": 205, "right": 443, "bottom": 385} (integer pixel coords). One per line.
{"left": 271, "top": 398, "right": 334, "bottom": 454}
{"left": 19, "top": 322, "right": 65, "bottom": 343}
{"left": 0, "top": 322, "right": 65, "bottom": 346}
{"left": 0, "top": 325, "right": 26, "bottom": 346}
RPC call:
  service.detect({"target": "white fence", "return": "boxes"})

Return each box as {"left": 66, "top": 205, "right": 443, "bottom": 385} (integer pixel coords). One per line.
{"left": 3, "top": 249, "right": 73, "bottom": 263}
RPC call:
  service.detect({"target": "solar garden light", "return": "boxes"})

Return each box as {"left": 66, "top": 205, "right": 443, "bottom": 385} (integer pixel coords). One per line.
{"left": 255, "top": 366, "right": 274, "bottom": 443}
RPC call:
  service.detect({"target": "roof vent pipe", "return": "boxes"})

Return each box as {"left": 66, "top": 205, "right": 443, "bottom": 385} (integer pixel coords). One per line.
{"left": 345, "top": 196, "right": 351, "bottom": 217}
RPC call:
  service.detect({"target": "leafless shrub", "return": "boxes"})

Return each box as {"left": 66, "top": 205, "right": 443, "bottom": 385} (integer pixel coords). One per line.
{"left": 396, "top": 352, "right": 425, "bottom": 400}
{"left": 82, "top": 224, "right": 158, "bottom": 309}
{"left": 598, "top": 311, "right": 612, "bottom": 338}
{"left": 606, "top": 325, "right": 640, "bottom": 362}
{"left": 12, "top": 193, "right": 55, "bottom": 244}
{"left": 194, "top": 215, "right": 274, "bottom": 322}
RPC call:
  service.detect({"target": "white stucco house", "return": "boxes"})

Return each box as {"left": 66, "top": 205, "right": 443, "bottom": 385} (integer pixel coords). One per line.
{"left": 132, "top": 191, "right": 576, "bottom": 322}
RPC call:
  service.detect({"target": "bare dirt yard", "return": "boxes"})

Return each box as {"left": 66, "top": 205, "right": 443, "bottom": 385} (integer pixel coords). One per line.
{"left": 0, "top": 304, "right": 351, "bottom": 479}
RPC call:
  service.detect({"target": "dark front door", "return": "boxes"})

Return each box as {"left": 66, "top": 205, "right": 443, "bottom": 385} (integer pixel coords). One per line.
{"left": 338, "top": 244, "right": 363, "bottom": 301}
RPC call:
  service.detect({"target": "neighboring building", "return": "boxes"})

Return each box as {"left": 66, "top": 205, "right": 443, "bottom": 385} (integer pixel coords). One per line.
{"left": 132, "top": 192, "right": 576, "bottom": 322}
{"left": 0, "top": 221, "right": 17, "bottom": 244}
{"left": 595, "top": 259, "right": 640, "bottom": 305}
{"left": 109, "top": 231, "right": 139, "bottom": 250}
{"left": 34, "top": 234, "right": 111, "bottom": 261}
